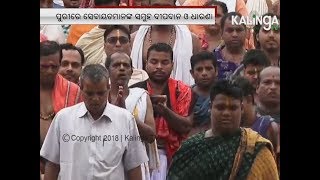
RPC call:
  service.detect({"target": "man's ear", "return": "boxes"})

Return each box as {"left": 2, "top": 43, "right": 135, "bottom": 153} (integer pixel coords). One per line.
{"left": 106, "top": 78, "right": 111, "bottom": 89}
{"left": 79, "top": 80, "right": 83, "bottom": 90}
{"left": 256, "top": 85, "right": 260, "bottom": 94}
{"left": 241, "top": 102, "right": 244, "bottom": 114}
{"left": 248, "top": 95, "right": 255, "bottom": 104}
{"left": 130, "top": 68, "right": 133, "bottom": 77}
{"left": 256, "top": 33, "right": 259, "bottom": 43}
{"left": 103, "top": 41, "right": 107, "bottom": 50}
{"left": 190, "top": 69, "right": 194, "bottom": 78}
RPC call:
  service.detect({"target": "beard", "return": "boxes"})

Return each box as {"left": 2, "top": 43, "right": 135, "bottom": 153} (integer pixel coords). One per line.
{"left": 148, "top": 73, "right": 171, "bottom": 84}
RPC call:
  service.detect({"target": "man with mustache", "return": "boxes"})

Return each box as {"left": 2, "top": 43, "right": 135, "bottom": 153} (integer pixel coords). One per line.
{"left": 213, "top": 12, "right": 247, "bottom": 79}
{"left": 130, "top": 43, "right": 194, "bottom": 180}
{"left": 168, "top": 79, "right": 279, "bottom": 180}
{"left": 130, "top": 0, "right": 201, "bottom": 86}
{"left": 254, "top": 13, "right": 280, "bottom": 66}
{"left": 74, "top": 0, "right": 122, "bottom": 65}
{"left": 41, "top": 64, "right": 148, "bottom": 180}
{"left": 255, "top": 66, "right": 280, "bottom": 172}
{"left": 58, "top": 43, "right": 85, "bottom": 84}
{"left": 233, "top": 76, "right": 279, "bottom": 154}
{"left": 256, "top": 66, "right": 280, "bottom": 124}
{"left": 103, "top": 25, "right": 149, "bottom": 86}
{"left": 105, "top": 52, "right": 156, "bottom": 180}
{"left": 40, "top": 41, "right": 82, "bottom": 176}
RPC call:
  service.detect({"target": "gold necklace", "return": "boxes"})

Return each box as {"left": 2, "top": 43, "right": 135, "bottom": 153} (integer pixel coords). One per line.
{"left": 40, "top": 112, "right": 55, "bottom": 121}
{"left": 148, "top": 26, "right": 175, "bottom": 47}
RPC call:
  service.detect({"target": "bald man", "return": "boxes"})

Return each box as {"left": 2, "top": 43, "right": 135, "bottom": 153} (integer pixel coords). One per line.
{"left": 256, "top": 66, "right": 280, "bottom": 124}
{"left": 105, "top": 52, "right": 156, "bottom": 180}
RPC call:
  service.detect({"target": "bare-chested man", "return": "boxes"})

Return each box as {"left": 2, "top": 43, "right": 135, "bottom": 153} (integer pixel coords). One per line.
{"left": 130, "top": 0, "right": 201, "bottom": 85}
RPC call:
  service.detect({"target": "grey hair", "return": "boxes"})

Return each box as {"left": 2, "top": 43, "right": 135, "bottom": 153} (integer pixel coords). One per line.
{"left": 79, "top": 64, "right": 109, "bottom": 88}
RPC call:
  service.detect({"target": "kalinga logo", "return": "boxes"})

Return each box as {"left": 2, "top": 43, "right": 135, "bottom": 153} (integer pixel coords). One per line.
{"left": 231, "top": 11, "right": 279, "bottom": 31}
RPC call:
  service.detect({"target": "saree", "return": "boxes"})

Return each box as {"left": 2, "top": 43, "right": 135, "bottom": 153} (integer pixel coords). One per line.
{"left": 168, "top": 128, "right": 278, "bottom": 180}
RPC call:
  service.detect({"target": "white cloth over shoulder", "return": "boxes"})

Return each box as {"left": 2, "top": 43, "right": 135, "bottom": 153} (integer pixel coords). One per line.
{"left": 40, "top": 25, "right": 66, "bottom": 44}
{"left": 126, "top": 87, "right": 148, "bottom": 123}
{"left": 246, "top": 0, "right": 269, "bottom": 17}
{"left": 131, "top": 25, "right": 195, "bottom": 85}
{"left": 125, "top": 87, "right": 154, "bottom": 180}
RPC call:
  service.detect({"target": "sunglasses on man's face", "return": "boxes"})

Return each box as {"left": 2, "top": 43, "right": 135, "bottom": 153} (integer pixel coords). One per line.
{"left": 106, "top": 36, "right": 129, "bottom": 45}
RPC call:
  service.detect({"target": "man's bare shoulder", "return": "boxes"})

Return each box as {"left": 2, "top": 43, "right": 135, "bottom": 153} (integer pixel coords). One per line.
{"left": 191, "top": 32, "right": 201, "bottom": 54}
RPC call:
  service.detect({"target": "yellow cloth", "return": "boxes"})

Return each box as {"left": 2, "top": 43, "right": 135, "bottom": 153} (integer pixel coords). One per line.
{"left": 247, "top": 147, "right": 279, "bottom": 180}
{"left": 242, "top": 128, "right": 279, "bottom": 180}
{"left": 75, "top": 26, "right": 106, "bottom": 65}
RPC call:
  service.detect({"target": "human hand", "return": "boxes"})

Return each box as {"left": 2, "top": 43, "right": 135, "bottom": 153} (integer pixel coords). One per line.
{"left": 113, "top": 86, "right": 126, "bottom": 108}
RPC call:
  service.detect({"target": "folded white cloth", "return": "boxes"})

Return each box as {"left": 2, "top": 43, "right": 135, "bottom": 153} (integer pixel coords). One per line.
{"left": 131, "top": 25, "right": 195, "bottom": 85}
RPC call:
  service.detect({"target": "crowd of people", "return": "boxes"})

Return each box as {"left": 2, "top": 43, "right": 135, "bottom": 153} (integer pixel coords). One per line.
{"left": 40, "top": 0, "right": 280, "bottom": 179}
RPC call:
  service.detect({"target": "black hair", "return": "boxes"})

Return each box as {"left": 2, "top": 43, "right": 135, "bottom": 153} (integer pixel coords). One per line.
{"left": 40, "top": 40, "right": 62, "bottom": 63}
{"left": 94, "top": 0, "right": 120, "bottom": 6}
{"left": 190, "top": 51, "right": 217, "bottom": 70}
{"left": 204, "top": 0, "right": 228, "bottom": 14}
{"left": 79, "top": 64, "right": 109, "bottom": 88}
{"left": 253, "top": 13, "right": 280, "bottom": 49}
{"left": 241, "top": 49, "right": 270, "bottom": 68}
{"left": 232, "top": 76, "right": 255, "bottom": 103}
{"left": 210, "top": 79, "right": 243, "bottom": 102}
{"left": 103, "top": 25, "right": 131, "bottom": 43}
{"left": 60, "top": 43, "right": 85, "bottom": 65}
{"left": 147, "top": 43, "right": 173, "bottom": 62}
{"left": 220, "top": 12, "right": 246, "bottom": 31}
{"left": 105, "top": 52, "right": 133, "bottom": 69}
{"left": 253, "top": 12, "right": 280, "bottom": 34}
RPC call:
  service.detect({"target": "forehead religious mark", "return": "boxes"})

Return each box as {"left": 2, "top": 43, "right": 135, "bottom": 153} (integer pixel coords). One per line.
{"left": 226, "top": 97, "right": 232, "bottom": 107}
{"left": 117, "top": 29, "right": 120, "bottom": 38}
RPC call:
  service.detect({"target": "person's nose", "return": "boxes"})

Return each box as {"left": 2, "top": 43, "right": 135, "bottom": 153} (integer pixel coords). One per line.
{"left": 201, "top": 70, "right": 208, "bottom": 77}
{"left": 156, "top": 62, "right": 162, "bottom": 69}
{"left": 115, "top": 39, "right": 121, "bottom": 47}
{"left": 253, "top": 73, "right": 258, "bottom": 79}
{"left": 66, "top": 64, "right": 72, "bottom": 71}
{"left": 232, "top": 30, "right": 238, "bottom": 37}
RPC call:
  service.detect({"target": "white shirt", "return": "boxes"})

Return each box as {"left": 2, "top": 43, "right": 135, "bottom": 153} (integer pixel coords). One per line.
{"left": 40, "top": 102, "right": 148, "bottom": 180}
